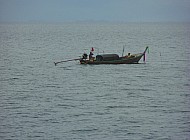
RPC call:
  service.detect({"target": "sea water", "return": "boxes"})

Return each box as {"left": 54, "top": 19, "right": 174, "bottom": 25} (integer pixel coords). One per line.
{"left": 0, "top": 22, "right": 190, "bottom": 140}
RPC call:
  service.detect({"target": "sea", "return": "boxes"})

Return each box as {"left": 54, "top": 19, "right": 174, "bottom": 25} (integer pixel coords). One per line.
{"left": 0, "top": 22, "right": 190, "bottom": 140}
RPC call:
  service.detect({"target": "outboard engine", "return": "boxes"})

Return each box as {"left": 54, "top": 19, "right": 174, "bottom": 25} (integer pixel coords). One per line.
{"left": 82, "top": 53, "right": 88, "bottom": 59}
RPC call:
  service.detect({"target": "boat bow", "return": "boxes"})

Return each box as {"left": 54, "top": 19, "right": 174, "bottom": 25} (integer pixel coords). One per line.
{"left": 143, "top": 46, "right": 149, "bottom": 62}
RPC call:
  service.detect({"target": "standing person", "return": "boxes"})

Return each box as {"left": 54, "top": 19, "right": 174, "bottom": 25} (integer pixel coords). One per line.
{"left": 89, "top": 47, "right": 94, "bottom": 60}
{"left": 89, "top": 51, "right": 93, "bottom": 60}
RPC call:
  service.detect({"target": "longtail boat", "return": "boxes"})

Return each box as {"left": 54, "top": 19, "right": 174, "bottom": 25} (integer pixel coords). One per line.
{"left": 79, "top": 46, "right": 149, "bottom": 65}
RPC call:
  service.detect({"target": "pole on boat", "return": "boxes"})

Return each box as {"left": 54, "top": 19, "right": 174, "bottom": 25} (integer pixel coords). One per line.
{"left": 54, "top": 58, "right": 80, "bottom": 66}
{"left": 143, "top": 46, "right": 149, "bottom": 62}
{"left": 122, "top": 45, "right": 125, "bottom": 57}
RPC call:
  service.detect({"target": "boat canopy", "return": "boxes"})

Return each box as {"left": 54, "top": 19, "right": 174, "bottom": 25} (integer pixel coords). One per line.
{"left": 96, "top": 54, "right": 119, "bottom": 61}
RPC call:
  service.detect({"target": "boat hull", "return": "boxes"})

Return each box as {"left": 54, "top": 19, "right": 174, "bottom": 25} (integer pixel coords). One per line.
{"left": 80, "top": 53, "right": 144, "bottom": 64}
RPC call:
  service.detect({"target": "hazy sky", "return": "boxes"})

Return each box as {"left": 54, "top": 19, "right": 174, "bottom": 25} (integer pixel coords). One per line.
{"left": 0, "top": 0, "right": 190, "bottom": 22}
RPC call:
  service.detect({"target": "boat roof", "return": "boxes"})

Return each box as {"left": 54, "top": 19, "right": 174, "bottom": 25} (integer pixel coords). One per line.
{"left": 96, "top": 54, "right": 119, "bottom": 61}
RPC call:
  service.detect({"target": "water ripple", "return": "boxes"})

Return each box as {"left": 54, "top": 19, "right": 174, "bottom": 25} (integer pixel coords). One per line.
{"left": 1, "top": 23, "right": 189, "bottom": 140}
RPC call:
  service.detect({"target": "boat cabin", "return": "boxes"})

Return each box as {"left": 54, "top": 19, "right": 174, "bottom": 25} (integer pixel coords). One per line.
{"left": 96, "top": 54, "right": 119, "bottom": 61}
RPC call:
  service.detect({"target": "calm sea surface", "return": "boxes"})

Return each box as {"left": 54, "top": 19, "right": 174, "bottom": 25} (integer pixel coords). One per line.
{"left": 0, "top": 23, "right": 190, "bottom": 140}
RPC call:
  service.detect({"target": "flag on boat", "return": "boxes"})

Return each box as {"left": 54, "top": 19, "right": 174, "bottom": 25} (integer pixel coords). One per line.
{"left": 91, "top": 47, "right": 94, "bottom": 51}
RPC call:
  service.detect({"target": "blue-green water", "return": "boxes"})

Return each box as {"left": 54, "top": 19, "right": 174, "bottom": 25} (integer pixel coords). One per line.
{"left": 0, "top": 23, "right": 190, "bottom": 140}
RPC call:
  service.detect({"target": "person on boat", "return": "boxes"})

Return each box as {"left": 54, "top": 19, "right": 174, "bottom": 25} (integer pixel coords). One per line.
{"left": 127, "top": 52, "right": 135, "bottom": 58}
{"left": 89, "top": 51, "right": 94, "bottom": 60}
{"left": 89, "top": 47, "right": 95, "bottom": 61}
{"left": 125, "top": 53, "right": 130, "bottom": 58}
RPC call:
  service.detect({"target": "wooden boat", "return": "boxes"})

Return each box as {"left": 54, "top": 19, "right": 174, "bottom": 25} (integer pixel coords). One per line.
{"left": 80, "top": 47, "right": 149, "bottom": 64}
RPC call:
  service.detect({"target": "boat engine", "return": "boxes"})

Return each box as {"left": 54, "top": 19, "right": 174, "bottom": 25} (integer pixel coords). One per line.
{"left": 82, "top": 53, "right": 88, "bottom": 59}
